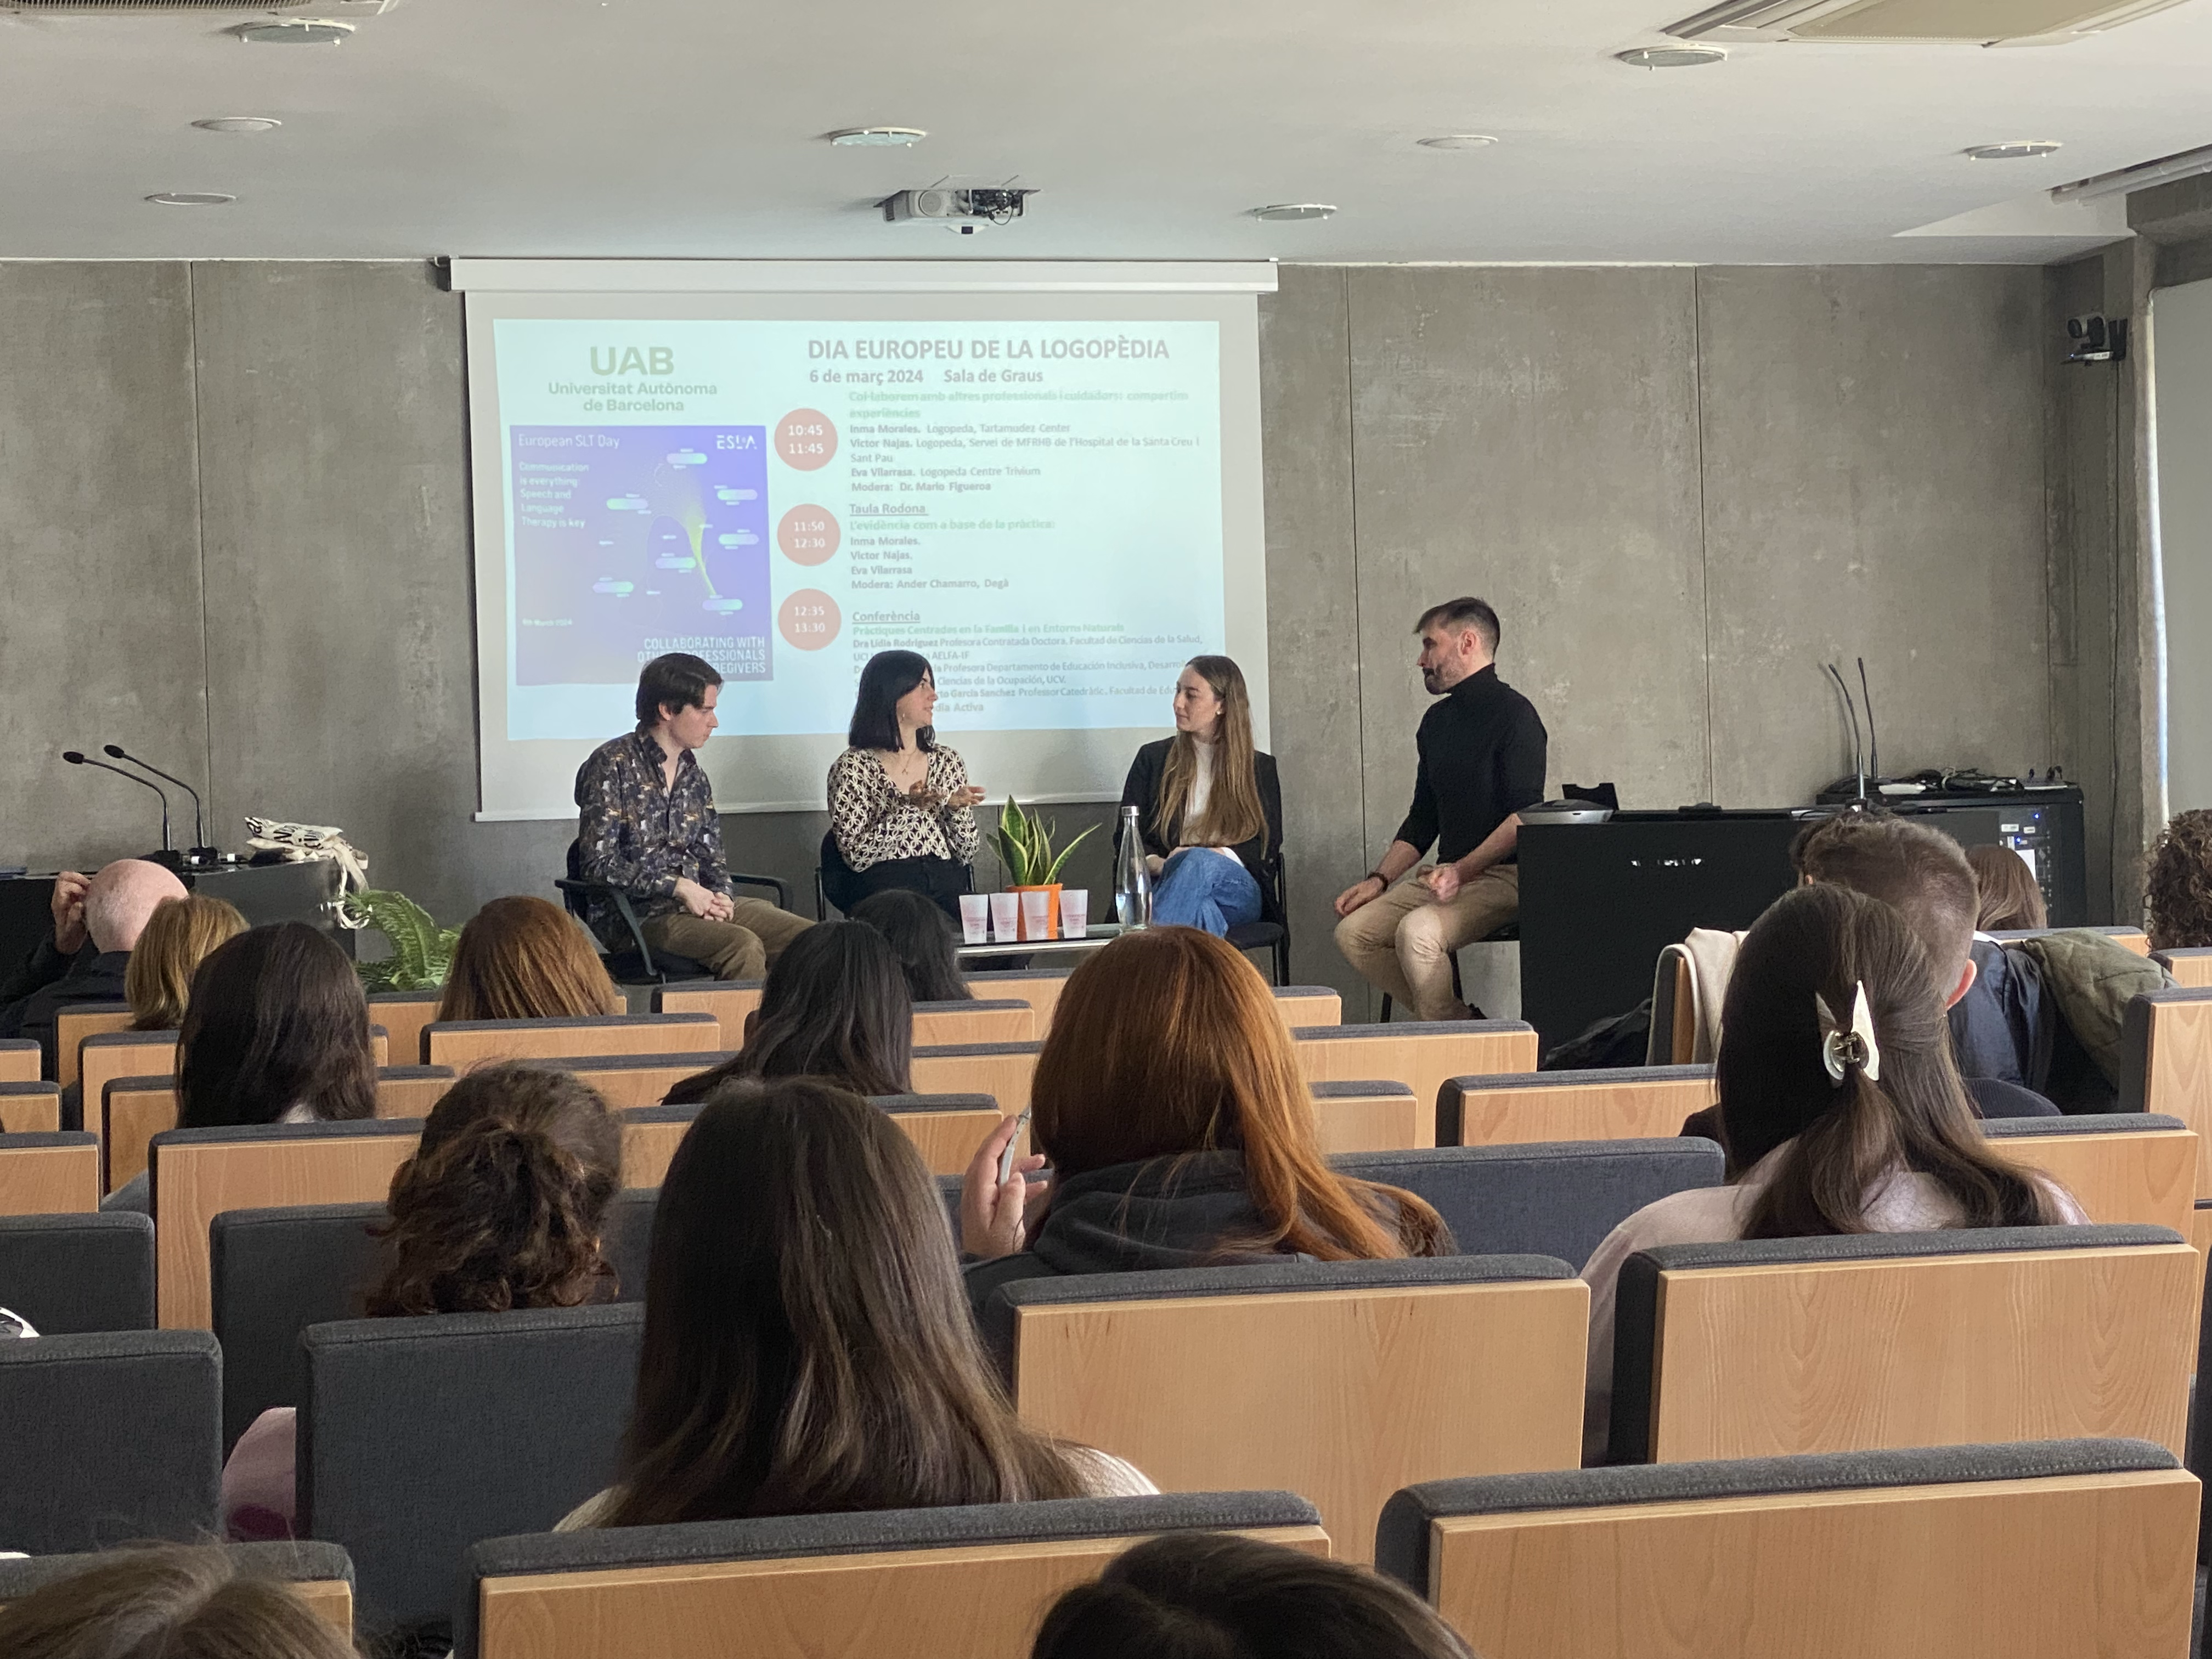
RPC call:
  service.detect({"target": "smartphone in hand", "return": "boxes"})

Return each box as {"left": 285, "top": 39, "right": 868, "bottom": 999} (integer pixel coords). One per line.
{"left": 997, "top": 1108, "right": 1033, "bottom": 1185}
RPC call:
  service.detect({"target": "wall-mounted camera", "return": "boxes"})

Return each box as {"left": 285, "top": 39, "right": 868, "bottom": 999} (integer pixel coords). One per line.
{"left": 2064, "top": 313, "right": 2128, "bottom": 366}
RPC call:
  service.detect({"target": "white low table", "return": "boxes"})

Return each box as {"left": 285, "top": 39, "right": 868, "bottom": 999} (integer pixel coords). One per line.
{"left": 953, "top": 922, "right": 1128, "bottom": 963}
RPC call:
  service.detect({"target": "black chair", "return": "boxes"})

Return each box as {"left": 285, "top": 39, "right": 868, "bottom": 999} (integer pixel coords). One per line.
{"left": 556, "top": 839, "right": 789, "bottom": 984}
{"left": 1225, "top": 850, "right": 1291, "bottom": 987}
{"left": 1379, "top": 921, "right": 1519, "bottom": 1023}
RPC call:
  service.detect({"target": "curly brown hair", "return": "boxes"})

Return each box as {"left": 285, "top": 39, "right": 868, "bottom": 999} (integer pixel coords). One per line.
{"left": 2147, "top": 809, "right": 2212, "bottom": 951}
{"left": 366, "top": 1063, "right": 623, "bottom": 1317}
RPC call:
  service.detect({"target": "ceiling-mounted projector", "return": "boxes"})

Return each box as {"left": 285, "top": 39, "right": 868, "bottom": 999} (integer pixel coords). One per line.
{"left": 882, "top": 187, "right": 1034, "bottom": 233}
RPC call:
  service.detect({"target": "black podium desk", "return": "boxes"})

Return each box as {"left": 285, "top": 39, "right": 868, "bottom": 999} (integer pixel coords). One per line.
{"left": 0, "top": 860, "right": 347, "bottom": 974}
{"left": 1517, "top": 791, "right": 2087, "bottom": 1053}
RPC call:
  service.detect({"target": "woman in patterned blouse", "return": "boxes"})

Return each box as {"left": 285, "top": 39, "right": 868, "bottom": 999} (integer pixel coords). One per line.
{"left": 827, "top": 651, "right": 985, "bottom": 918}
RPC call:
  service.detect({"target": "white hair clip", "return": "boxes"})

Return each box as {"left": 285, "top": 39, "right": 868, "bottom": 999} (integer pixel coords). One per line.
{"left": 1815, "top": 981, "right": 1882, "bottom": 1086}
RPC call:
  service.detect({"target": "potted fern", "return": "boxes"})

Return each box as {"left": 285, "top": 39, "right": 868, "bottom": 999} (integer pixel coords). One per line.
{"left": 991, "top": 798, "right": 1094, "bottom": 940}
{"left": 340, "top": 888, "right": 460, "bottom": 992}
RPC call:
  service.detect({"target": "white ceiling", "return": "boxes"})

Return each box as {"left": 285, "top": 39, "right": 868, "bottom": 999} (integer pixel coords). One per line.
{"left": 1, "top": 0, "right": 2208, "bottom": 263}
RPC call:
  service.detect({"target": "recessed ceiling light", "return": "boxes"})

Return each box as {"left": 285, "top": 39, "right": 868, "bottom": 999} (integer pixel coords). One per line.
{"left": 232, "top": 19, "right": 352, "bottom": 44}
{"left": 192, "top": 116, "right": 283, "bottom": 134}
{"left": 1251, "top": 203, "right": 1336, "bottom": 222}
{"left": 1963, "top": 140, "right": 2062, "bottom": 161}
{"left": 828, "top": 127, "right": 927, "bottom": 147}
{"left": 1615, "top": 44, "right": 1726, "bottom": 67}
{"left": 145, "top": 193, "right": 235, "bottom": 207}
{"left": 1418, "top": 134, "right": 1499, "bottom": 151}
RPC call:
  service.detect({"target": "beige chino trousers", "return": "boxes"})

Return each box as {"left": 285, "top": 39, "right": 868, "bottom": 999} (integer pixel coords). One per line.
{"left": 1333, "top": 865, "right": 1520, "bottom": 1022}
{"left": 642, "top": 900, "right": 812, "bottom": 981}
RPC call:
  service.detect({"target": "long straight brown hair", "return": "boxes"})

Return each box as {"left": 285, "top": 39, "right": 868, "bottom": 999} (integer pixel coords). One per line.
{"left": 603, "top": 1079, "right": 1092, "bottom": 1526}
{"left": 1153, "top": 655, "right": 1266, "bottom": 851}
{"left": 1031, "top": 928, "right": 1449, "bottom": 1260}
{"left": 178, "top": 923, "right": 377, "bottom": 1128}
{"left": 1719, "top": 883, "right": 2067, "bottom": 1237}
{"left": 436, "top": 895, "right": 622, "bottom": 1024}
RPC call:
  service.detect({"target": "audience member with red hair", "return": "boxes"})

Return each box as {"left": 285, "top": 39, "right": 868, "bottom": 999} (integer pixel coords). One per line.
{"left": 961, "top": 927, "right": 1451, "bottom": 1314}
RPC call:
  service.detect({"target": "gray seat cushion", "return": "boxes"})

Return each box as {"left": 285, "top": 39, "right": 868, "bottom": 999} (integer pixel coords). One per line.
{"left": 213, "top": 1190, "right": 656, "bottom": 1452}
{"left": 457, "top": 1491, "right": 1319, "bottom": 1658}
{"left": 0, "top": 1329, "right": 221, "bottom": 1553}
{"left": 1376, "top": 1436, "right": 2177, "bottom": 1589}
{"left": 1334, "top": 1138, "right": 1725, "bottom": 1266}
{"left": 0, "top": 1210, "right": 155, "bottom": 1334}
{"left": 301, "top": 1303, "right": 643, "bottom": 1629}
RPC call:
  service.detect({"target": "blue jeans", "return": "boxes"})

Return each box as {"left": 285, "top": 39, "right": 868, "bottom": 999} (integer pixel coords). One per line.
{"left": 1151, "top": 849, "right": 1262, "bottom": 936}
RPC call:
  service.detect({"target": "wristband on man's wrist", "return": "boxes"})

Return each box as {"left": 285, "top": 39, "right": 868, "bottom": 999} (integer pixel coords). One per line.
{"left": 1365, "top": 870, "right": 1390, "bottom": 888}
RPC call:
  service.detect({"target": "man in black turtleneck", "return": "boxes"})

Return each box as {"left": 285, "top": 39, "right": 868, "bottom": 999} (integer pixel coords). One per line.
{"left": 1333, "top": 596, "right": 1548, "bottom": 1022}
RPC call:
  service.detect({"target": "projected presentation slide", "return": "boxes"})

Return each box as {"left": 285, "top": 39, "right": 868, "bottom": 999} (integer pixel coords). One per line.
{"left": 494, "top": 317, "right": 1226, "bottom": 742}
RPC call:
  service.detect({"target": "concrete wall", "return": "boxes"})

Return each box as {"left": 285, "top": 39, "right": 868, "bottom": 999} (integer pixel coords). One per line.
{"left": 0, "top": 259, "right": 2061, "bottom": 1017}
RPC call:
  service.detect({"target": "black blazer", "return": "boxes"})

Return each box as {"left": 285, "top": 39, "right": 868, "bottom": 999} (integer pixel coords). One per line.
{"left": 1116, "top": 739, "right": 1284, "bottom": 924}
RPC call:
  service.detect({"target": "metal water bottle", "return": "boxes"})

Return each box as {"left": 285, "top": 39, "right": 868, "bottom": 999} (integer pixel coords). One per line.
{"left": 1114, "top": 804, "right": 1153, "bottom": 928}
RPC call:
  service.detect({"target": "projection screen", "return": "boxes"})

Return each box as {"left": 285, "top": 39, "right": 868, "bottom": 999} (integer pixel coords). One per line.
{"left": 455, "top": 261, "right": 1273, "bottom": 820}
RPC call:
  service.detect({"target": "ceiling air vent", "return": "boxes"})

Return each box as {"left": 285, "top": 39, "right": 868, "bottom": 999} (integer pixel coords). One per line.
{"left": 0, "top": 0, "right": 393, "bottom": 14}
{"left": 1664, "top": 0, "right": 2190, "bottom": 44}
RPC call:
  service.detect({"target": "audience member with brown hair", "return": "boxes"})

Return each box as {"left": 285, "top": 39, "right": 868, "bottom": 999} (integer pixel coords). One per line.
{"left": 1031, "top": 1531, "right": 1475, "bottom": 1659}
{"left": 565, "top": 1078, "right": 1150, "bottom": 1528}
{"left": 125, "top": 894, "right": 250, "bottom": 1030}
{"left": 434, "top": 895, "right": 622, "bottom": 1024}
{"left": 2147, "top": 807, "right": 2212, "bottom": 950}
{"left": 222, "top": 1063, "right": 625, "bottom": 1540}
{"left": 850, "top": 887, "right": 973, "bottom": 1003}
{"left": 1583, "top": 883, "right": 2085, "bottom": 1462}
{"left": 102, "top": 923, "right": 378, "bottom": 1216}
{"left": 961, "top": 928, "right": 1451, "bottom": 1316}
{"left": 1965, "top": 843, "right": 2048, "bottom": 933}
{"left": 0, "top": 1543, "right": 358, "bottom": 1659}
{"left": 663, "top": 921, "right": 912, "bottom": 1104}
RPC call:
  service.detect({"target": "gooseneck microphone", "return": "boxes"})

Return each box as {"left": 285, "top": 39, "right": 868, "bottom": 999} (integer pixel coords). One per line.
{"left": 103, "top": 744, "right": 208, "bottom": 855}
{"left": 63, "top": 750, "right": 173, "bottom": 853}
{"left": 1856, "top": 658, "right": 1878, "bottom": 789}
{"left": 1823, "top": 663, "right": 1866, "bottom": 803}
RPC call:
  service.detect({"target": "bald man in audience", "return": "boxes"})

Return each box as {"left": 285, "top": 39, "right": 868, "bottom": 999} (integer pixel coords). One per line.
{"left": 0, "top": 859, "right": 188, "bottom": 1077}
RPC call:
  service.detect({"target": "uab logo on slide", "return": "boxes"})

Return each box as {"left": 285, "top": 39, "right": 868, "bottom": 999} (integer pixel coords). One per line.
{"left": 591, "top": 346, "right": 675, "bottom": 376}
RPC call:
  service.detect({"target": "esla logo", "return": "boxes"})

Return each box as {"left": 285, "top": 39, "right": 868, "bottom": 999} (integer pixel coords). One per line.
{"left": 591, "top": 346, "right": 675, "bottom": 376}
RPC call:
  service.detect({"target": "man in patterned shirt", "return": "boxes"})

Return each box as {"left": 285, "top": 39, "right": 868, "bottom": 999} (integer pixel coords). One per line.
{"left": 574, "top": 653, "right": 811, "bottom": 980}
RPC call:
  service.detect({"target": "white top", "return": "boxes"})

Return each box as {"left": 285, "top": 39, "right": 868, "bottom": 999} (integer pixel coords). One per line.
{"left": 1175, "top": 734, "right": 1240, "bottom": 864}
{"left": 1578, "top": 1143, "right": 2090, "bottom": 1463}
{"left": 555, "top": 1446, "right": 1158, "bottom": 1531}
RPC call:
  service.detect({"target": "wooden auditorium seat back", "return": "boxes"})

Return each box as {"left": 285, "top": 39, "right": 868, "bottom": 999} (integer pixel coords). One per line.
{"left": 1306, "top": 1081, "right": 1422, "bottom": 1154}
{"left": 960, "top": 969, "right": 1076, "bottom": 1032}
{"left": 871, "top": 1094, "right": 1015, "bottom": 1175}
{"left": 541, "top": 1052, "right": 736, "bottom": 1110}
{"left": 368, "top": 991, "right": 443, "bottom": 1067}
{"left": 1291, "top": 1023, "right": 1540, "bottom": 1149}
{"left": 1272, "top": 986, "right": 1342, "bottom": 1028}
{"left": 1604, "top": 1224, "right": 2197, "bottom": 1465}
{"left": 105, "top": 1055, "right": 420, "bottom": 1192}
{"left": 910, "top": 1043, "right": 1039, "bottom": 1113}
{"left": 424, "top": 1013, "right": 720, "bottom": 1071}
{"left": 0, "top": 1132, "right": 101, "bottom": 1216}
{"left": 620, "top": 1105, "right": 699, "bottom": 1189}
{"left": 653, "top": 979, "right": 762, "bottom": 1042}
{"left": 2120, "top": 988, "right": 2212, "bottom": 1198}
{"left": 2153, "top": 946, "right": 2212, "bottom": 989}
{"left": 0, "top": 1081, "right": 63, "bottom": 1135}
{"left": 0, "top": 1041, "right": 41, "bottom": 1086}
{"left": 1376, "top": 1439, "right": 2198, "bottom": 1659}
{"left": 656, "top": 981, "right": 1039, "bottom": 1049}
{"left": 986, "top": 1256, "right": 1587, "bottom": 1566}
{"left": 1980, "top": 1114, "right": 2196, "bottom": 1236}
{"left": 54, "top": 1002, "right": 132, "bottom": 1091}
{"left": 78, "top": 1030, "right": 179, "bottom": 1122}
{"left": 150, "top": 1118, "right": 423, "bottom": 1329}
{"left": 462, "top": 1494, "right": 1330, "bottom": 1659}
{"left": 1441, "top": 1065, "right": 1718, "bottom": 1149}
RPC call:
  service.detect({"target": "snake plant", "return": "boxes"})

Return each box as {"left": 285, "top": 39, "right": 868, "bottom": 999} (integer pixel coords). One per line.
{"left": 991, "top": 797, "right": 1095, "bottom": 887}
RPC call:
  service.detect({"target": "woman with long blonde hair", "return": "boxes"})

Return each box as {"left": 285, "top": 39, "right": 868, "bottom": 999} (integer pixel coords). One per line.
{"left": 962, "top": 928, "right": 1451, "bottom": 1315}
{"left": 1115, "top": 656, "right": 1282, "bottom": 936}
{"left": 123, "top": 894, "right": 247, "bottom": 1030}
